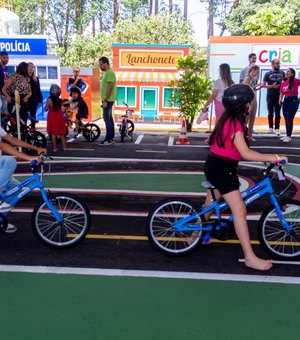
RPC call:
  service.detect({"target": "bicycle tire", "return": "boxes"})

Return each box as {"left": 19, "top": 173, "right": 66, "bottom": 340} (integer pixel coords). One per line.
{"left": 127, "top": 119, "right": 134, "bottom": 134}
{"left": 32, "top": 193, "right": 91, "bottom": 248}
{"left": 258, "top": 199, "right": 300, "bottom": 259}
{"left": 146, "top": 199, "right": 205, "bottom": 255}
{"left": 82, "top": 123, "right": 101, "bottom": 142}
{"left": 26, "top": 131, "right": 47, "bottom": 148}
{"left": 119, "top": 124, "right": 126, "bottom": 142}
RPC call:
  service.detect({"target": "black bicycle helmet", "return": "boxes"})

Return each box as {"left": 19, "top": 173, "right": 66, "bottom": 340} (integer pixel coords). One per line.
{"left": 50, "top": 84, "right": 61, "bottom": 98}
{"left": 70, "top": 86, "right": 82, "bottom": 96}
{"left": 222, "top": 84, "right": 254, "bottom": 110}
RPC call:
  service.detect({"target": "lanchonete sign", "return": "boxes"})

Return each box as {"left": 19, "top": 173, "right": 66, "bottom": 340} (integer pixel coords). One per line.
{"left": 119, "top": 49, "right": 184, "bottom": 69}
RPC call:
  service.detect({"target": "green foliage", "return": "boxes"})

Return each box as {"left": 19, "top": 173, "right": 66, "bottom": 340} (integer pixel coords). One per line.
{"left": 225, "top": 0, "right": 300, "bottom": 35}
{"left": 57, "top": 33, "right": 112, "bottom": 67}
{"left": 112, "top": 13, "right": 193, "bottom": 45}
{"left": 169, "top": 56, "right": 212, "bottom": 130}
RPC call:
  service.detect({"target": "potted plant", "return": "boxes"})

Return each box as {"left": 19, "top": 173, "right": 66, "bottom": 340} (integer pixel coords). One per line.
{"left": 169, "top": 56, "right": 212, "bottom": 132}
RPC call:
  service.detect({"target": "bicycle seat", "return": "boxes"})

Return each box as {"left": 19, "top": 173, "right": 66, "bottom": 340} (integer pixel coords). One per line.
{"left": 201, "top": 181, "right": 215, "bottom": 189}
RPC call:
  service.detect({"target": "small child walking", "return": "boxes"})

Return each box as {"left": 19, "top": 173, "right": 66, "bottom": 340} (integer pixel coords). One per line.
{"left": 46, "top": 84, "right": 67, "bottom": 152}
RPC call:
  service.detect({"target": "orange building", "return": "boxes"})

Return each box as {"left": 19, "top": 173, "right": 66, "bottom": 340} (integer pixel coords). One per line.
{"left": 112, "top": 44, "right": 190, "bottom": 123}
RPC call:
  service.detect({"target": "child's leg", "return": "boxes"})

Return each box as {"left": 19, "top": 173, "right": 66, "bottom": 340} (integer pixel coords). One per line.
{"left": 222, "top": 190, "right": 272, "bottom": 271}
{"left": 188, "top": 188, "right": 222, "bottom": 245}
{"left": 60, "top": 135, "right": 67, "bottom": 151}
{"left": 51, "top": 134, "right": 57, "bottom": 152}
{"left": 75, "top": 119, "right": 80, "bottom": 132}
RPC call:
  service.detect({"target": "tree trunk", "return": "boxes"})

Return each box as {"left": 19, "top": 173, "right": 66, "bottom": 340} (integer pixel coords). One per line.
{"left": 149, "top": 0, "right": 153, "bottom": 15}
{"left": 154, "top": 0, "right": 158, "bottom": 15}
{"left": 183, "top": 0, "right": 188, "bottom": 20}
{"left": 114, "top": 0, "right": 119, "bottom": 27}
{"left": 169, "top": 0, "right": 173, "bottom": 14}
{"left": 207, "top": 0, "right": 214, "bottom": 39}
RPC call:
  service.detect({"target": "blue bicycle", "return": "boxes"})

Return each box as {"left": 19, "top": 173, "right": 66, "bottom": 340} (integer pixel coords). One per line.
{"left": 146, "top": 163, "right": 300, "bottom": 259}
{"left": 0, "top": 154, "right": 91, "bottom": 248}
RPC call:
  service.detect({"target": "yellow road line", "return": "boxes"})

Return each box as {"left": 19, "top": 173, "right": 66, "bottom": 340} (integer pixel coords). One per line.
{"left": 82, "top": 234, "right": 300, "bottom": 246}
{"left": 83, "top": 234, "right": 258, "bottom": 244}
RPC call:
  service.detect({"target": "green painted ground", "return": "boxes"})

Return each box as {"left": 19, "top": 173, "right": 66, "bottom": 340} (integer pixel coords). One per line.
{"left": 0, "top": 272, "right": 299, "bottom": 340}
{"left": 16, "top": 173, "right": 207, "bottom": 193}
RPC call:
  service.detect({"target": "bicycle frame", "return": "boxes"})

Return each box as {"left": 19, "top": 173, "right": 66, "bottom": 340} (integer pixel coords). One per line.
{"left": 172, "top": 174, "right": 292, "bottom": 233}
{"left": 0, "top": 169, "right": 63, "bottom": 222}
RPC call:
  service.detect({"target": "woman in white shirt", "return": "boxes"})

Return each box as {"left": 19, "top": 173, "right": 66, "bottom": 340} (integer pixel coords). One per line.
{"left": 200, "top": 63, "right": 234, "bottom": 123}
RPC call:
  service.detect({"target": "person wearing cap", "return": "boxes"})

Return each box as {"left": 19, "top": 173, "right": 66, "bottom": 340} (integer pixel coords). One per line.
{"left": 194, "top": 84, "right": 288, "bottom": 271}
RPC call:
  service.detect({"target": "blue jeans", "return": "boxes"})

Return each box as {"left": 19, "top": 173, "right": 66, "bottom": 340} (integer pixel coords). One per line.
{"left": 0, "top": 95, "right": 7, "bottom": 114}
{"left": 0, "top": 156, "right": 19, "bottom": 203}
{"left": 282, "top": 96, "right": 299, "bottom": 137}
{"left": 103, "top": 101, "right": 115, "bottom": 141}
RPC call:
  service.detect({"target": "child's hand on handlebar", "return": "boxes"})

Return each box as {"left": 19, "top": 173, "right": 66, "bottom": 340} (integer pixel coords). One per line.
{"left": 275, "top": 154, "right": 288, "bottom": 165}
{"left": 29, "top": 155, "right": 41, "bottom": 164}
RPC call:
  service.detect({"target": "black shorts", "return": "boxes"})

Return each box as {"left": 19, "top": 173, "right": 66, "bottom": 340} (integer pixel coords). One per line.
{"left": 76, "top": 111, "right": 88, "bottom": 120}
{"left": 204, "top": 153, "right": 240, "bottom": 195}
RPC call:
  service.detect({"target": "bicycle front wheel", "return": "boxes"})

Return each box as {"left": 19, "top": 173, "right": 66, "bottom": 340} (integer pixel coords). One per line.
{"left": 32, "top": 193, "right": 91, "bottom": 248}
{"left": 146, "top": 199, "right": 205, "bottom": 255}
{"left": 82, "top": 123, "right": 100, "bottom": 142}
{"left": 258, "top": 200, "right": 300, "bottom": 259}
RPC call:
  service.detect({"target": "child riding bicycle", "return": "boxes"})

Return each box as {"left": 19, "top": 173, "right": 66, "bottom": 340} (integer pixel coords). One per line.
{"left": 202, "top": 83, "right": 288, "bottom": 271}
{"left": 64, "top": 87, "right": 88, "bottom": 138}
{"left": 0, "top": 125, "right": 46, "bottom": 233}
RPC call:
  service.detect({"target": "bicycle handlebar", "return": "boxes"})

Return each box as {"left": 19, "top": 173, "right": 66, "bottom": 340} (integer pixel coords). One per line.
{"left": 262, "top": 162, "right": 285, "bottom": 178}
{"left": 30, "top": 153, "right": 53, "bottom": 173}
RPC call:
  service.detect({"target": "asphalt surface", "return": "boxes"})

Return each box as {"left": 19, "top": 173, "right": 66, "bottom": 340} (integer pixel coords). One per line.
{"left": 1, "top": 130, "right": 300, "bottom": 277}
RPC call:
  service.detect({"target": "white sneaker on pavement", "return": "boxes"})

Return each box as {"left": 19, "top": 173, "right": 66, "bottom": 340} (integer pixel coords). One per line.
{"left": 274, "top": 129, "right": 281, "bottom": 136}
{"left": 282, "top": 136, "right": 292, "bottom": 143}
{"left": 268, "top": 128, "right": 273, "bottom": 133}
{"left": 4, "top": 223, "right": 17, "bottom": 234}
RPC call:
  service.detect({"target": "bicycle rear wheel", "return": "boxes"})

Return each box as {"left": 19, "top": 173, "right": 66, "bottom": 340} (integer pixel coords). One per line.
{"left": 26, "top": 131, "right": 47, "bottom": 151}
{"left": 258, "top": 200, "right": 300, "bottom": 259}
{"left": 32, "top": 193, "right": 91, "bottom": 248}
{"left": 146, "top": 199, "right": 204, "bottom": 255}
{"left": 82, "top": 123, "right": 100, "bottom": 142}
{"left": 119, "top": 124, "right": 126, "bottom": 142}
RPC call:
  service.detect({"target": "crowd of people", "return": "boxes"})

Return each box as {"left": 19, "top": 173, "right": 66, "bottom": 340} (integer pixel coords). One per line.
{"left": 200, "top": 53, "right": 300, "bottom": 143}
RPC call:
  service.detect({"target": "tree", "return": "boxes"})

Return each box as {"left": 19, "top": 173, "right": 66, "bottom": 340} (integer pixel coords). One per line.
{"left": 169, "top": 56, "right": 212, "bottom": 132}
{"left": 224, "top": 0, "right": 300, "bottom": 35}
{"left": 112, "top": 13, "right": 194, "bottom": 45}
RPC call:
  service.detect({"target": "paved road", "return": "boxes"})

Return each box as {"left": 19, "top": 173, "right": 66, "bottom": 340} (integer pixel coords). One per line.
{"left": 1, "top": 133, "right": 299, "bottom": 277}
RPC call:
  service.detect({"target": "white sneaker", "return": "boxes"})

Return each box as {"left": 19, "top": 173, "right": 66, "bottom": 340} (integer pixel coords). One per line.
{"left": 282, "top": 136, "right": 292, "bottom": 143}
{"left": 0, "top": 201, "right": 13, "bottom": 213}
{"left": 274, "top": 129, "right": 281, "bottom": 136}
{"left": 280, "top": 136, "right": 286, "bottom": 140}
{"left": 4, "top": 223, "right": 17, "bottom": 234}
{"left": 268, "top": 128, "right": 273, "bottom": 133}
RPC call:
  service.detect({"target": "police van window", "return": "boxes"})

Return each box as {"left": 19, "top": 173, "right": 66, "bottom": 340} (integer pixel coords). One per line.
{"left": 37, "top": 66, "right": 47, "bottom": 79}
{"left": 48, "top": 66, "right": 58, "bottom": 79}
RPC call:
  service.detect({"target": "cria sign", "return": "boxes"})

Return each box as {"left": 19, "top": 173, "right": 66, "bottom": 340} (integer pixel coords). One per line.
{"left": 0, "top": 38, "right": 47, "bottom": 56}
{"left": 253, "top": 45, "right": 299, "bottom": 66}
